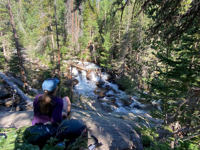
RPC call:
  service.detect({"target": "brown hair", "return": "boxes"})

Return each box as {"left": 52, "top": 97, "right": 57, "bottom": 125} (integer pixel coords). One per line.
{"left": 38, "top": 90, "right": 55, "bottom": 114}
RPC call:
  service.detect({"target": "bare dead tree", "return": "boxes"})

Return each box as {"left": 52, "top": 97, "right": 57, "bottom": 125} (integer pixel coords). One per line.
{"left": 7, "top": 0, "right": 29, "bottom": 93}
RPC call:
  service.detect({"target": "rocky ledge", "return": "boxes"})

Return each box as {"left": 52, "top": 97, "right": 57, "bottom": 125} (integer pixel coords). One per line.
{"left": 0, "top": 108, "right": 162, "bottom": 150}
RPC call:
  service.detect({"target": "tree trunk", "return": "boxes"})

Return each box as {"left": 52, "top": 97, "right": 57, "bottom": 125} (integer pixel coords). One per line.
{"left": 7, "top": 0, "right": 28, "bottom": 93}
{"left": 51, "top": 27, "right": 56, "bottom": 62}
{"left": 119, "top": 20, "right": 121, "bottom": 43}
{"left": 75, "top": 10, "right": 77, "bottom": 43}
{"left": 121, "top": 4, "right": 131, "bottom": 80}
{"left": 97, "top": 0, "right": 99, "bottom": 14}
{"left": 49, "top": 6, "right": 56, "bottom": 62}
{"left": 93, "top": 41, "right": 96, "bottom": 63}
{"left": 105, "top": 10, "right": 106, "bottom": 27}
{"left": 71, "top": 0, "right": 74, "bottom": 42}
{"left": 77, "top": 17, "right": 79, "bottom": 42}
{"left": 19, "top": 0, "right": 21, "bottom": 13}
{"left": 54, "top": 0, "right": 61, "bottom": 81}
{"left": 164, "top": 46, "right": 170, "bottom": 125}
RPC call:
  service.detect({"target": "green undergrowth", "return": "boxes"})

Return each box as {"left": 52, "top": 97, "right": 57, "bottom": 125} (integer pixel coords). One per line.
{"left": 0, "top": 126, "right": 87, "bottom": 150}
{"left": 133, "top": 126, "right": 200, "bottom": 150}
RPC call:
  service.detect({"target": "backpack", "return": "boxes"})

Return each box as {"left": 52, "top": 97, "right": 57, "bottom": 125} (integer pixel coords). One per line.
{"left": 24, "top": 119, "right": 87, "bottom": 148}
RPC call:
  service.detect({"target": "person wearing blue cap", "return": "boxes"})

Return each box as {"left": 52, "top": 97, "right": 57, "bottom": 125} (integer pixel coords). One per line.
{"left": 32, "top": 78, "right": 71, "bottom": 125}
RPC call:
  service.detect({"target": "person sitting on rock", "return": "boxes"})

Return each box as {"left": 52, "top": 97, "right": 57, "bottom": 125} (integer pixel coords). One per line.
{"left": 32, "top": 78, "right": 71, "bottom": 125}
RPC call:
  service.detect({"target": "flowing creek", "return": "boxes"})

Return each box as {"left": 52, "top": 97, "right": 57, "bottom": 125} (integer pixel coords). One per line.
{"left": 68, "top": 61, "right": 151, "bottom": 115}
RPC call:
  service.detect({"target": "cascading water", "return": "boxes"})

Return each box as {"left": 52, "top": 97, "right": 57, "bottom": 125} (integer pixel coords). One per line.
{"left": 71, "top": 61, "right": 147, "bottom": 114}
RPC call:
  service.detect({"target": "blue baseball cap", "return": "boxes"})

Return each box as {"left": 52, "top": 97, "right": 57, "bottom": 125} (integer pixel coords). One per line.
{"left": 42, "top": 78, "right": 59, "bottom": 92}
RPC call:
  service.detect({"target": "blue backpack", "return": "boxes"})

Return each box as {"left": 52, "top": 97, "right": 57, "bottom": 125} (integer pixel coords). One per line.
{"left": 24, "top": 119, "right": 87, "bottom": 148}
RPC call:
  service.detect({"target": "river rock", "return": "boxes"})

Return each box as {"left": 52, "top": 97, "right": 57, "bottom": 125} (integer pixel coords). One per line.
{"left": 109, "top": 98, "right": 116, "bottom": 103}
{"left": 120, "top": 99, "right": 132, "bottom": 106}
{"left": 86, "top": 74, "right": 92, "bottom": 81}
{"left": 107, "top": 100, "right": 118, "bottom": 107}
{"left": 63, "top": 79, "right": 79, "bottom": 86}
{"left": 106, "top": 94, "right": 114, "bottom": 97}
{"left": 0, "top": 84, "right": 9, "bottom": 99}
{"left": 73, "top": 79, "right": 79, "bottom": 85}
{"left": 96, "top": 80, "right": 105, "bottom": 88}
{"left": 94, "top": 90, "right": 106, "bottom": 97}
{"left": 77, "top": 68, "right": 82, "bottom": 73}
{"left": 133, "top": 104, "right": 141, "bottom": 109}
{"left": 98, "top": 98, "right": 109, "bottom": 102}
{"left": 97, "top": 96, "right": 105, "bottom": 99}
{"left": 137, "top": 97, "right": 146, "bottom": 103}
{"left": 104, "top": 85, "right": 112, "bottom": 90}
{"left": 102, "top": 103, "right": 115, "bottom": 112}
{"left": 152, "top": 100, "right": 162, "bottom": 110}
{"left": 115, "top": 102, "right": 120, "bottom": 107}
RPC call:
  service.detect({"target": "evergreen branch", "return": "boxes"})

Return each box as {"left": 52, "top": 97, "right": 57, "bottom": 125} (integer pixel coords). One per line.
{"left": 157, "top": 125, "right": 200, "bottom": 138}
{"left": 70, "top": 128, "right": 85, "bottom": 149}
{"left": 113, "top": 0, "right": 130, "bottom": 21}
{"left": 134, "top": 0, "right": 152, "bottom": 18}
{"left": 193, "top": 142, "right": 200, "bottom": 150}
{"left": 169, "top": 92, "right": 200, "bottom": 119}
{"left": 167, "top": 5, "right": 200, "bottom": 43}
{"left": 183, "top": 132, "right": 200, "bottom": 141}
{"left": 55, "top": 121, "right": 68, "bottom": 138}
{"left": 150, "top": 0, "right": 183, "bottom": 36}
{"left": 172, "top": 126, "right": 200, "bottom": 136}
{"left": 131, "top": 0, "right": 138, "bottom": 21}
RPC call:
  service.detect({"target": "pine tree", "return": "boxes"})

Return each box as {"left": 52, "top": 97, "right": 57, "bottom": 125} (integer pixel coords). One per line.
{"left": 141, "top": 0, "right": 200, "bottom": 148}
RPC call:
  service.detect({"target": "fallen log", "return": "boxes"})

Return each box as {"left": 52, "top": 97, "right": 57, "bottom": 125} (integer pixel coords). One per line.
{"left": 0, "top": 71, "right": 33, "bottom": 110}
{"left": 71, "top": 63, "right": 87, "bottom": 71}
{"left": 7, "top": 73, "right": 40, "bottom": 94}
